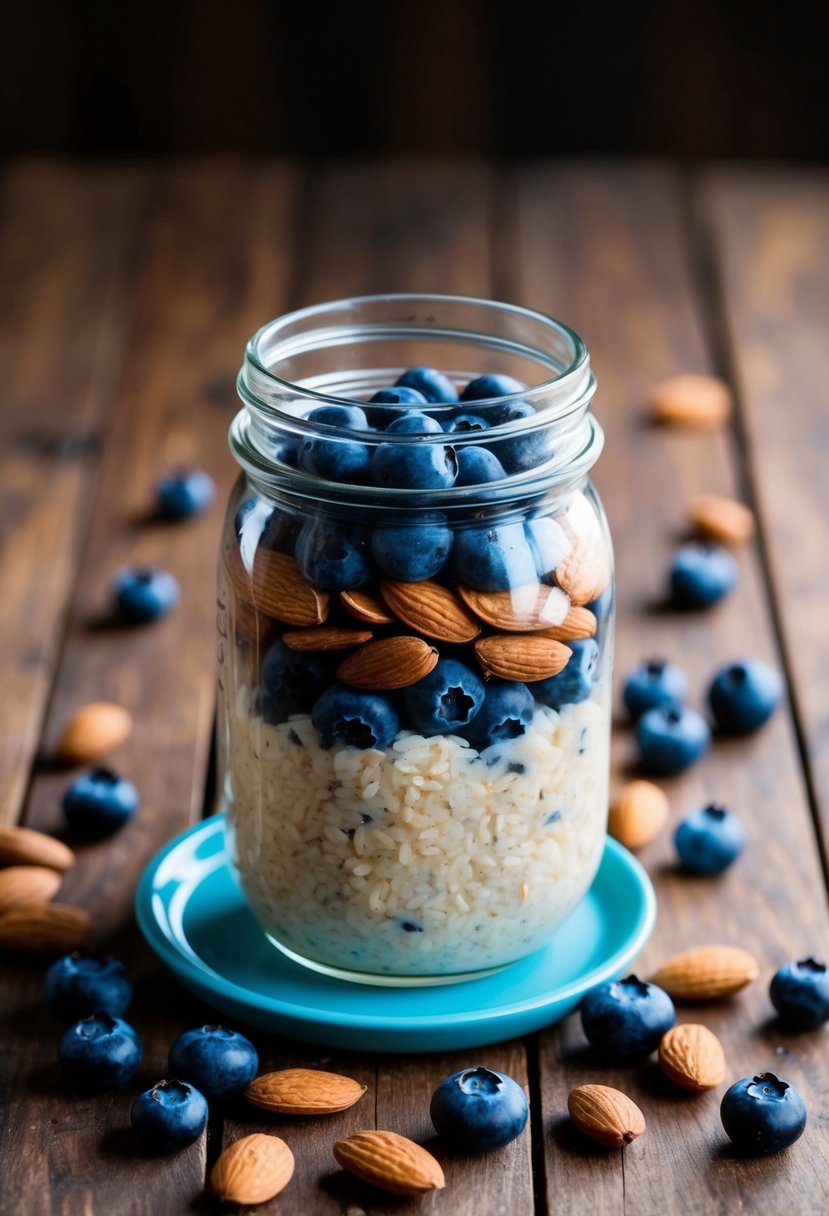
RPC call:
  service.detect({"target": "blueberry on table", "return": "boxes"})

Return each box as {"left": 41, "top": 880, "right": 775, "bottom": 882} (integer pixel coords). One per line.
{"left": 580, "top": 975, "right": 675, "bottom": 1064}
{"left": 371, "top": 520, "right": 452, "bottom": 581}
{"left": 770, "top": 959, "right": 829, "bottom": 1030}
{"left": 403, "top": 658, "right": 485, "bottom": 736}
{"left": 452, "top": 523, "right": 537, "bottom": 592}
{"left": 535, "top": 639, "right": 599, "bottom": 710}
{"left": 371, "top": 412, "right": 458, "bottom": 490}
{"left": 455, "top": 446, "right": 506, "bottom": 487}
{"left": 114, "top": 567, "right": 180, "bottom": 624}
{"left": 366, "top": 386, "right": 428, "bottom": 429}
{"left": 62, "top": 768, "right": 140, "bottom": 839}
{"left": 297, "top": 404, "right": 372, "bottom": 484}
{"left": 312, "top": 684, "right": 400, "bottom": 751}
{"left": 720, "top": 1073, "right": 807, "bottom": 1154}
{"left": 444, "top": 412, "right": 489, "bottom": 435}
{"left": 156, "top": 469, "right": 216, "bottom": 520}
{"left": 635, "top": 705, "right": 711, "bottom": 775}
{"left": 58, "top": 1012, "right": 142, "bottom": 1092}
{"left": 707, "top": 659, "right": 783, "bottom": 734}
{"left": 460, "top": 374, "right": 527, "bottom": 403}
{"left": 260, "top": 640, "right": 331, "bottom": 722}
{"left": 674, "top": 803, "right": 746, "bottom": 875}
{"left": 669, "top": 541, "right": 738, "bottom": 608}
{"left": 395, "top": 366, "right": 459, "bottom": 404}
{"left": 623, "top": 659, "right": 689, "bottom": 721}
{"left": 461, "top": 679, "right": 534, "bottom": 750}
{"left": 294, "top": 518, "right": 372, "bottom": 590}
{"left": 131, "top": 1080, "right": 208, "bottom": 1154}
{"left": 168, "top": 1025, "right": 259, "bottom": 1101}
{"left": 430, "top": 1067, "right": 529, "bottom": 1152}
{"left": 44, "top": 949, "right": 132, "bottom": 1022}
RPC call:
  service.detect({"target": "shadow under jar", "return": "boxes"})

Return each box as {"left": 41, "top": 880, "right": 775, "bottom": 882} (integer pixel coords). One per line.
{"left": 218, "top": 294, "right": 614, "bottom": 986}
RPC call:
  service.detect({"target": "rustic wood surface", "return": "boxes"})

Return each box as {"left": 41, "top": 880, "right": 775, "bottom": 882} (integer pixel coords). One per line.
{"left": 1, "top": 160, "right": 827, "bottom": 1215}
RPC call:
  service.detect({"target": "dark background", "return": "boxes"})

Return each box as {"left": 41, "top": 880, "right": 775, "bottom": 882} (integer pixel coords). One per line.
{"left": 1, "top": 0, "right": 827, "bottom": 160}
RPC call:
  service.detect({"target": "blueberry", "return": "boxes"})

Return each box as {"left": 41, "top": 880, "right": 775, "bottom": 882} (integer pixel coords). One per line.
{"left": 371, "top": 520, "right": 452, "bottom": 581}
{"left": 366, "top": 386, "right": 428, "bottom": 429}
{"left": 770, "top": 959, "right": 829, "bottom": 1030}
{"left": 131, "top": 1080, "right": 208, "bottom": 1154}
{"left": 453, "top": 523, "right": 537, "bottom": 591}
{"left": 312, "top": 684, "right": 399, "bottom": 751}
{"left": 580, "top": 975, "right": 676, "bottom": 1064}
{"left": 395, "top": 366, "right": 458, "bottom": 404}
{"left": 669, "top": 541, "right": 738, "bottom": 608}
{"left": 460, "top": 374, "right": 526, "bottom": 403}
{"left": 294, "top": 517, "right": 372, "bottom": 590}
{"left": 58, "top": 1012, "right": 142, "bottom": 1092}
{"left": 430, "top": 1067, "right": 529, "bottom": 1152}
{"left": 44, "top": 950, "right": 132, "bottom": 1022}
{"left": 371, "top": 412, "right": 457, "bottom": 490}
{"left": 494, "top": 403, "right": 552, "bottom": 473}
{"left": 168, "top": 1025, "right": 259, "bottom": 1101}
{"left": 708, "top": 659, "right": 783, "bottom": 735}
{"left": 623, "top": 659, "right": 689, "bottom": 721}
{"left": 636, "top": 705, "right": 711, "bottom": 775}
{"left": 720, "top": 1073, "right": 807, "bottom": 1154}
{"left": 525, "top": 516, "right": 569, "bottom": 578}
{"left": 455, "top": 446, "right": 506, "bottom": 486}
{"left": 444, "top": 413, "right": 489, "bottom": 435}
{"left": 61, "top": 768, "right": 140, "bottom": 839}
{"left": 156, "top": 469, "right": 216, "bottom": 520}
{"left": 259, "top": 509, "right": 301, "bottom": 554}
{"left": 297, "top": 404, "right": 372, "bottom": 484}
{"left": 403, "top": 659, "right": 485, "bottom": 736}
{"left": 535, "top": 639, "right": 599, "bottom": 710}
{"left": 674, "top": 803, "right": 746, "bottom": 875}
{"left": 114, "top": 567, "right": 180, "bottom": 624}
{"left": 260, "top": 640, "right": 331, "bottom": 722}
{"left": 462, "top": 679, "right": 534, "bottom": 750}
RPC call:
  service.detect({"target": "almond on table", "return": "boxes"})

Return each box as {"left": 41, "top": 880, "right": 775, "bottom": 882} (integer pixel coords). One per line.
{"left": 210, "top": 1134, "right": 295, "bottom": 1205}
{"left": 245, "top": 1067, "right": 367, "bottom": 1115}
{"left": 690, "top": 493, "right": 755, "bottom": 546}
{"left": 608, "top": 780, "right": 669, "bottom": 851}
{"left": 333, "top": 1130, "right": 445, "bottom": 1196}
{"left": 0, "top": 824, "right": 75, "bottom": 871}
{"left": 658, "top": 1023, "right": 726, "bottom": 1090}
{"left": 55, "top": 702, "right": 133, "bottom": 765}
{"left": 567, "top": 1084, "right": 646, "bottom": 1148}
{"left": 0, "top": 866, "right": 62, "bottom": 913}
{"left": 650, "top": 945, "right": 759, "bottom": 1000}
{"left": 650, "top": 372, "right": 732, "bottom": 428}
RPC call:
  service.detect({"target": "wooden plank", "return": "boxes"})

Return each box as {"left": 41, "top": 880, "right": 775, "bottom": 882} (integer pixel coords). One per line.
{"left": 511, "top": 164, "right": 829, "bottom": 1214}
{"left": 699, "top": 168, "right": 829, "bottom": 856}
{"left": 0, "top": 162, "right": 146, "bottom": 827}
{"left": 0, "top": 162, "right": 299, "bottom": 1216}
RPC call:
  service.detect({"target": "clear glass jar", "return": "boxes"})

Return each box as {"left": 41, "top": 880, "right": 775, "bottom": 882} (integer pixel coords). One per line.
{"left": 217, "top": 295, "right": 613, "bottom": 986}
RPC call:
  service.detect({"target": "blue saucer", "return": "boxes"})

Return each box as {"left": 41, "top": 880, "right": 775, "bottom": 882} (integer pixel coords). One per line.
{"left": 135, "top": 815, "right": 655, "bottom": 1053}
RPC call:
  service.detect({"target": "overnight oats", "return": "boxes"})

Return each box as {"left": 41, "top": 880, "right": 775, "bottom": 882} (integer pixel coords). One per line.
{"left": 216, "top": 295, "right": 614, "bottom": 984}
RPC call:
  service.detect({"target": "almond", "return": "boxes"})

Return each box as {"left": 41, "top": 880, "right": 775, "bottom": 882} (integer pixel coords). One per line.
{"left": 650, "top": 945, "right": 759, "bottom": 1000}
{"left": 282, "top": 627, "right": 373, "bottom": 651}
{"left": 0, "top": 866, "right": 62, "bottom": 913}
{"left": 55, "top": 702, "right": 132, "bottom": 764}
{"left": 457, "top": 583, "right": 570, "bottom": 632}
{"left": 381, "top": 579, "right": 480, "bottom": 642}
{"left": 658, "top": 1023, "right": 726, "bottom": 1091}
{"left": 568, "top": 1084, "right": 645, "bottom": 1148}
{"left": 608, "top": 780, "right": 669, "bottom": 851}
{"left": 474, "top": 635, "right": 571, "bottom": 682}
{"left": 553, "top": 495, "right": 612, "bottom": 605}
{"left": 0, "top": 903, "right": 92, "bottom": 953}
{"left": 650, "top": 373, "right": 732, "bottom": 428}
{"left": 245, "top": 1068, "right": 366, "bottom": 1115}
{"left": 210, "top": 1133, "right": 294, "bottom": 1205}
{"left": 228, "top": 546, "right": 330, "bottom": 626}
{"left": 0, "top": 825, "right": 75, "bottom": 871}
{"left": 690, "top": 494, "right": 754, "bottom": 546}
{"left": 536, "top": 604, "right": 598, "bottom": 642}
{"left": 333, "top": 1130, "right": 445, "bottom": 1197}
{"left": 337, "top": 636, "right": 438, "bottom": 690}
{"left": 340, "top": 588, "right": 396, "bottom": 625}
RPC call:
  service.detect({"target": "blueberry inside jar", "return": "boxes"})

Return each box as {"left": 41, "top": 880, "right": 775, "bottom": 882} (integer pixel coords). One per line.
{"left": 218, "top": 294, "right": 614, "bottom": 984}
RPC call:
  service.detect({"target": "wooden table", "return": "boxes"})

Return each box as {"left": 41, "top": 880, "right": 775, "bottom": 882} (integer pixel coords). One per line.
{"left": 1, "top": 160, "right": 828, "bottom": 1215}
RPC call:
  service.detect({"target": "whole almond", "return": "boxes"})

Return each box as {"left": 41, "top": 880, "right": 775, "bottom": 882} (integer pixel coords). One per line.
{"left": 474, "top": 635, "right": 572, "bottom": 682}
{"left": 381, "top": 579, "right": 480, "bottom": 642}
{"left": 245, "top": 1068, "right": 366, "bottom": 1115}
{"left": 536, "top": 604, "right": 598, "bottom": 642}
{"left": 458, "top": 583, "right": 570, "bottom": 632}
{"left": 337, "top": 636, "right": 438, "bottom": 690}
{"left": 650, "top": 945, "right": 759, "bottom": 1000}
{"left": 210, "top": 1134, "right": 294, "bottom": 1205}
{"left": 228, "top": 547, "right": 330, "bottom": 626}
{"left": 690, "top": 494, "right": 754, "bottom": 546}
{"left": 0, "top": 866, "right": 62, "bottom": 913}
{"left": 650, "top": 373, "right": 732, "bottom": 428}
{"left": 0, "top": 825, "right": 75, "bottom": 871}
{"left": 608, "top": 780, "right": 669, "bottom": 851}
{"left": 568, "top": 1084, "right": 645, "bottom": 1148}
{"left": 333, "top": 1130, "right": 445, "bottom": 1197}
{"left": 658, "top": 1023, "right": 726, "bottom": 1091}
{"left": 0, "top": 903, "right": 93, "bottom": 953}
{"left": 55, "top": 702, "right": 132, "bottom": 764}
{"left": 340, "top": 588, "right": 396, "bottom": 625}
{"left": 282, "top": 627, "right": 373, "bottom": 651}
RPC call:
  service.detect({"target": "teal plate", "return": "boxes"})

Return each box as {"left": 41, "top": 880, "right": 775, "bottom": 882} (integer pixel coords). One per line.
{"left": 135, "top": 815, "right": 656, "bottom": 1053}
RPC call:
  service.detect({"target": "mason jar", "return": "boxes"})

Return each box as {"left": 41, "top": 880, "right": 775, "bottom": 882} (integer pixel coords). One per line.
{"left": 216, "top": 294, "right": 614, "bottom": 986}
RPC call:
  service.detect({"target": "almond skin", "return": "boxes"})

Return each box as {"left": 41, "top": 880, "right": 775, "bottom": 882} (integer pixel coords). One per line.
{"left": 690, "top": 494, "right": 754, "bottom": 546}
{"left": 0, "top": 825, "right": 75, "bottom": 871}
{"left": 210, "top": 1134, "right": 294, "bottom": 1205}
{"left": 381, "top": 579, "right": 480, "bottom": 643}
{"left": 337, "top": 636, "right": 438, "bottom": 690}
{"left": 0, "top": 866, "right": 62, "bottom": 913}
{"left": 650, "top": 373, "right": 732, "bottom": 428}
{"left": 553, "top": 495, "right": 612, "bottom": 605}
{"left": 55, "top": 702, "right": 132, "bottom": 764}
{"left": 568, "top": 1084, "right": 645, "bottom": 1148}
{"left": 282, "top": 627, "right": 373, "bottom": 651}
{"left": 340, "top": 588, "right": 396, "bottom": 625}
{"left": 658, "top": 1023, "right": 726, "bottom": 1091}
{"left": 608, "top": 780, "right": 669, "bottom": 851}
{"left": 0, "top": 903, "right": 93, "bottom": 953}
{"left": 228, "top": 547, "right": 330, "bottom": 626}
{"left": 457, "top": 582, "right": 570, "bottom": 632}
{"left": 474, "top": 635, "right": 572, "bottom": 682}
{"left": 245, "top": 1068, "right": 367, "bottom": 1115}
{"left": 333, "top": 1130, "right": 445, "bottom": 1196}
{"left": 650, "top": 945, "right": 759, "bottom": 1000}
{"left": 536, "top": 605, "right": 598, "bottom": 642}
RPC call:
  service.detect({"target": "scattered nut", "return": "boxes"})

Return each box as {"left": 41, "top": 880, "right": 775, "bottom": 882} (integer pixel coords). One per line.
{"left": 650, "top": 373, "right": 732, "bottom": 428}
